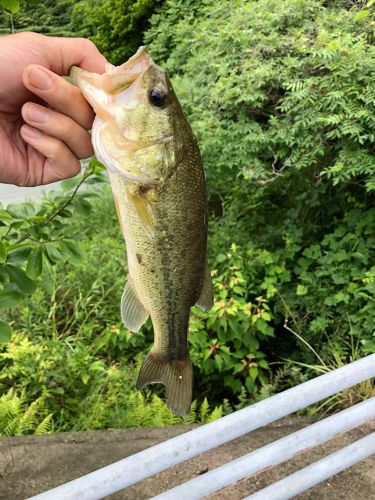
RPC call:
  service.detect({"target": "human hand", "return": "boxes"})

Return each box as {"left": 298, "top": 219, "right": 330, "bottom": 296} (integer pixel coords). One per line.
{"left": 0, "top": 32, "right": 107, "bottom": 186}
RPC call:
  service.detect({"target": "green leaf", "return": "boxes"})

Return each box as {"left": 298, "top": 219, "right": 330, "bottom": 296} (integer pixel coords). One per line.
{"left": 7, "top": 246, "right": 32, "bottom": 265}
{"left": 296, "top": 284, "right": 308, "bottom": 296}
{"left": 89, "top": 157, "right": 105, "bottom": 170}
{"left": 26, "top": 247, "right": 43, "bottom": 279}
{"left": 214, "top": 354, "right": 223, "bottom": 370}
{"left": 216, "top": 254, "right": 226, "bottom": 263}
{"left": 362, "top": 338, "right": 375, "bottom": 354}
{"left": 61, "top": 177, "right": 80, "bottom": 192}
{"left": 0, "top": 289, "right": 23, "bottom": 308}
{"left": 0, "top": 264, "right": 6, "bottom": 283}
{"left": 0, "top": 320, "right": 12, "bottom": 343}
{"left": 256, "top": 319, "right": 274, "bottom": 336}
{"left": 258, "top": 359, "right": 269, "bottom": 369}
{"left": 61, "top": 240, "right": 84, "bottom": 264}
{"left": 44, "top": 243, "right": 64, "bottom": 263}
{"left": 75, "top": 198, "right": 92, "bottom": 216}
{"left": 245, "top": 376, "right": 255, "bottom": 393}
{"left": 5, "top": 265, "right": 36, "bottom": 294}
{"left": 0, "top": 241, "right": 6, "bottom": 263}
{"left": 0, "top": 209, "right": 13, "bottom": 220}
{"left": 224, "top": 375, "right": 242, "bottom": 393}
{"left": 354, "top": 10, "right": 368, "bottom": 22}
{"left": 233, "top": 362, "right": 244, "bottom": 374}
{"left": 0, "top": 0, "right": 19, "bottom": 13}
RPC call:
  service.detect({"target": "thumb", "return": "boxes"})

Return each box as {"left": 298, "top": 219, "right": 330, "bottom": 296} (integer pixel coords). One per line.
{"left": 44, "top": 36, "right": 108, "bottom": 76}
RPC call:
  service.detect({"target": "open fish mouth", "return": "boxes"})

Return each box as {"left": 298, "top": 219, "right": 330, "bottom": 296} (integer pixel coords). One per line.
{"left": 70, "top": 47, "right": 174, "bottom": 184}
{"left": 70, "top": 46, "right": 153, "bottom": 109}
{"left": 105, "top": 46, "right": 152, "bottom": 80}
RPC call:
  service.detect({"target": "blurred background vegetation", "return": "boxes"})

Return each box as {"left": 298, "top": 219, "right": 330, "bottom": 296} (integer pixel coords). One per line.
{"left": 0, "top": 0, "right": 374, "bottom": 435}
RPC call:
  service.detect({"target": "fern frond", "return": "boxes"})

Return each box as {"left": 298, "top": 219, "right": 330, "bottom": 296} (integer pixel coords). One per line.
{"left": 35, "top": 413, "right": 54, "bottom": 435}
{"left": 186, "top": 399, "right": 198, "bottom": 424}
{"left": 199, "top": 398, "right": 209, "bottom": 423}
{"left": 206, "top": 406, "right": 223, "bottom": 423}
{"left": 0, "top": 389, "right": 54, "bottom": 436}
{"left": 18, "top": 399, "right": 39, "bottom": 434}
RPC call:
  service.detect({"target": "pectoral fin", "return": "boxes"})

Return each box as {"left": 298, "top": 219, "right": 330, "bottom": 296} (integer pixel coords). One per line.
{"left": 127, "top": 189, "right": 155, "bottom": 239}
{"left": 196, "top": 260, "right": 214, "bottom": 311}
{"left": 121, "top": 279, "right": 149, "bottom": 332}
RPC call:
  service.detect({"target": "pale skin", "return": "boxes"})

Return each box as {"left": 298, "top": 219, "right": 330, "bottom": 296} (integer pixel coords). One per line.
{"left": 0, "top": 32, "right": 107, "bottom": 186}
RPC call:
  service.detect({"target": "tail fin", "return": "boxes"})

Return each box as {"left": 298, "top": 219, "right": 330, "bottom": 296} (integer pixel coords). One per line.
{"left": 136, "top": 352, "right": 193, "bottom": 417}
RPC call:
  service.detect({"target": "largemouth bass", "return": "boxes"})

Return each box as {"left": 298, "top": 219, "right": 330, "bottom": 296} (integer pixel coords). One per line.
{"left": 71, "top": 47, "right": 213, "bottom": 416}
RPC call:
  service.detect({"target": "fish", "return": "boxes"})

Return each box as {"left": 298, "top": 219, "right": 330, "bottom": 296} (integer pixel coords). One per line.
{"left": 71, "top": 47, "right": 214, "bottom": 416}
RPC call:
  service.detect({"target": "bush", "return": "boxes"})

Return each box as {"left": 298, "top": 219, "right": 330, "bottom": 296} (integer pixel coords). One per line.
{"left": 146, "top": 0, "right": 375, "bottom": 192}
{"left": 1, "top": 0, "right": 374, "bottom": 428}
{"left": 144, "top": 0, "right": 375, "bottom": 367}
{"left": 0, "top": 184, "right": 226, "bottom": 430}
{"left": 70, "top": 0, "right": 163, "bottom": 64}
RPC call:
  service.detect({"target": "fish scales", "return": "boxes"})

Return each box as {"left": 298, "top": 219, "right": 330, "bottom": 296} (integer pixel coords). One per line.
{"left": 71, "top": 47, "right": 213, "bottom": 416}
{"left": 109, "top": 141, "right": 206, "bottom": 355}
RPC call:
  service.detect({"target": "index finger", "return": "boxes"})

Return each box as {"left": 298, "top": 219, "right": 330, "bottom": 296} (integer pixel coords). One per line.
{"left": 23, "top": 65, "right": 95, "bottom": 129}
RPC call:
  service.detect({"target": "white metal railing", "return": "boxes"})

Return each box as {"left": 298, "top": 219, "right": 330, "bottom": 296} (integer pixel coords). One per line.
{"left": 154, "top": 397, "right": 375, "bottom": 499}
{"left": 246, "top": 432, "right": 375, "bottom": 500}
{"left": 30, "top": 354, "right": 375, "bottom": 500}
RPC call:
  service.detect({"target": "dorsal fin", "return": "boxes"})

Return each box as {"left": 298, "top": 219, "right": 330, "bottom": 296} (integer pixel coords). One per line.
{"left": 196, "top": 259, "right": 214, "bottom": 311}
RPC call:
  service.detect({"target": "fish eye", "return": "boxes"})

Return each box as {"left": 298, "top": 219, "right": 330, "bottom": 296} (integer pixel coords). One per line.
{"left": 149, "top": 88, "right": 166, "bottom": 107}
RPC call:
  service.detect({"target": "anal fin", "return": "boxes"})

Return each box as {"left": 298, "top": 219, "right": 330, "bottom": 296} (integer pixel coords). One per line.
{"left": 121, "top": 279, "right": 149, "bottom": 332}
{"left": 136, "top": 352, "right": 193, "bottom": 417}
{"left": 196, "top": 260, "right": 214, "bottom": 311}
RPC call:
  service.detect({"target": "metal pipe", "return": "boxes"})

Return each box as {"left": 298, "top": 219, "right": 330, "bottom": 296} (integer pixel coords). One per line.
{"left": 29, "top": 354, "right": 375, "bottom": 500}
{"left": 153, "top": 397, "right": 375, "bottom": 499}
{"left": 246, "top": 432, "right": 375, "bottom": 500}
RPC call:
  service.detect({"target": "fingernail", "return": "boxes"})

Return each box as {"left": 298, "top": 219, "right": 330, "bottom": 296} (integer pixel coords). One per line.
{"left": 27, "top": 66, "right": 52, "bottom": 91}
{"left": 26, "top": 105, "right": 50, "bottom": 124}
{"left": 22, "top": 125, "right": 43, "bottom": 140}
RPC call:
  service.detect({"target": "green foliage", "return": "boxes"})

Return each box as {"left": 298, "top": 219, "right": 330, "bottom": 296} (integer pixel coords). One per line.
{"left": 0, "top": 0, "right": 20, "bottom": 14}
{"left": 190, "top": 245, "right": 272, "bottom": 398}
{"left": 1, "top": 0, "right": 375, "bottom": 432}
{"left": 0, "top": 321, "right": 12, "bottom": 343}
{"left": 1, "top": 0, "right": 163, "bottom": 62}
{"left": 0, "top": 186, "right": 224, "bottom": 431}
{"left": 146, "top": 0, "right": 375, "bottom": 194}
{"left": 0, "top": 328, "right": 222, "bottom": 431}
{"left": 0, "top": 160, "right": 106, "bottom": 340}
{"left": 117, "top": 393, "right": 222, "bottom": 427}
{"left": 71, "top": 0, "right": 163, "bottom": 64}
{"left": 144, "top": 0, "right": 375, "bottom": 369}
{"left": 0, "top": 389, "right": 53, "bottom": 436}
{"left": 0, "top": 0, "right": 76, "bottom": 35}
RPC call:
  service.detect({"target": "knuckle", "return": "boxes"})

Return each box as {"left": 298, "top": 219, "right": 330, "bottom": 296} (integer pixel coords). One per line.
{"left": 63, "top": 121, "right": 83, "bottom": 142}
{"left": 63, "top": 159, "right": 82, "bottom": 179}
{"left": 71, "top": 160, "right": 82, "bottom": 176}
{"left": 78, "top": 38, "right": 96, "bottom": 53}
{"left": 68, "top": 87, "right": 94, "bottom": 129}
{"left": 19, "top": 31, "right": 41, "bottom": 43}
{"left": 78, "top": 108, "right": 94, "bottom": 131}
{"left": 68, "top": 129, "right": 93, "bottom": 158}
{"left": 80, "top": 143, "right": 94, "bottom": 159}
{"left": 49, "top": 139, "right": 66, "bottom": 159}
